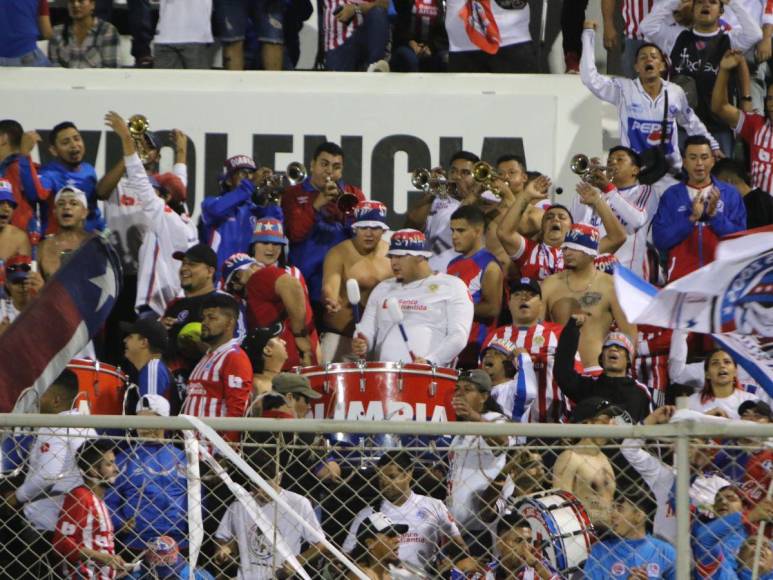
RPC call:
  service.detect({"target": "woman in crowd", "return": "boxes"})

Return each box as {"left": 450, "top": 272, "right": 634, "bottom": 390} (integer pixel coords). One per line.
{"left": 687, "top": 349, "right": 760, "bottom": 420}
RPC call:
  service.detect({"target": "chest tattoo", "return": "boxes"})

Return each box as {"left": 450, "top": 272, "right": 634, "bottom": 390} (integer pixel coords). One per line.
{"left": 578, "top": 292, "right": 603, "bottom": 308}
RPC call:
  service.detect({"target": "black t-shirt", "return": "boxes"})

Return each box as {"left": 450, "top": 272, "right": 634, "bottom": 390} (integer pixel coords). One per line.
{"left": 670, "top": 30, "right": 732, "bottom": 132}
{"left": 744, "top": 188, "right": 773, "bottom": 229}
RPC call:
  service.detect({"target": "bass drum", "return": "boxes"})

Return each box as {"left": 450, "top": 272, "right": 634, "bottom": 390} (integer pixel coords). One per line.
{"left": 513, "top": 489, "right": 596, "bottom": 572}
{"left": 298, "top": 361, "right": 458, "bottom": 464}
{"left": 68, "top": 358, "right": 128, "bottom": 415}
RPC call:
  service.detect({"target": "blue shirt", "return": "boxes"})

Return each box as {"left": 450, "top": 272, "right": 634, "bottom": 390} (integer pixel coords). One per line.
{"left": 584, "top": 536, "right": 676, "bottom": 579}
{"left": 0, "top": 0, "right": 39, "bottom": 58}
{"left": 39, "top": 160, "right": 103, "bottom": 232}
{"left": 138, "top": 358, "right": 173, "bottom": 401}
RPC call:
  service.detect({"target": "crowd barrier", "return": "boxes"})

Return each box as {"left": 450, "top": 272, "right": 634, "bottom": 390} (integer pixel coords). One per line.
{"left": 3, "top": 414, "right": 773, "bottom": 579}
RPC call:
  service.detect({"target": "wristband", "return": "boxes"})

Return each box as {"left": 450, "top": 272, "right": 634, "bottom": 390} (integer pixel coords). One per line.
{"left": 740, "top": 95, "right": 753, "bottom": 102}
{"left": 293, "top": 329, "right": 309, "bottom": 338}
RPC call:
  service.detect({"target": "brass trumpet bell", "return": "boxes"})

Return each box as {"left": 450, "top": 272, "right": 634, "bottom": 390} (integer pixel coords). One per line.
{"left": 472, "top": 161, "right": 502, "bottom": 198}
{"left": 128, "top": 114, "right": 153, "bottom": 164}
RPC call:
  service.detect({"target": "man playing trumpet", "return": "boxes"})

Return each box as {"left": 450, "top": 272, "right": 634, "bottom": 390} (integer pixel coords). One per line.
{"left": 282, "top": 141, "right": 365, "bottom": 320}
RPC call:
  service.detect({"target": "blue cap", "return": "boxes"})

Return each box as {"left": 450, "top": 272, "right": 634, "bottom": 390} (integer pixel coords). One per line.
{"left": 221, "top": 253, "right": 257, "bottom": 287}
{"left": 251, "top": 218, "right": 287, "bottom": 245}
{"left": 387, "top": 229, "right": 432, "bottom": 258}
{"left": 0, "top": 179, "right": 16, "bottom": 206}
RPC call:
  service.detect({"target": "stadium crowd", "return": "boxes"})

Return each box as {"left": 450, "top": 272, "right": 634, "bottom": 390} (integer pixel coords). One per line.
{"left": 0, "top": 0, "right": 773, "bottom": 578}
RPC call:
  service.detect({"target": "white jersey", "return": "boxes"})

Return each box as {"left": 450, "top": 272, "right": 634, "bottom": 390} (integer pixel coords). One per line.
{"left": 444, "top": 0, "right": 531, "bottom": 52}
{"left": 640, "top": 0, "right": 762, "bottom": 57}
{"left": 621, "top": 438, "right": 731, "bottom": 543}
{"left": 357, "top": 272, "right": 473, "bottom": 367}
{"left": 571, "top": 182, "right": 662, "bottom": 279}
{"left": 490, "top": 354, "right": 540, "bottom": 426}
{"left": 447, "top": 411, "right": 512, "bottom": 531}
{"left": 104, "top": 162, "right": 188, "bottom": 276}
{"left": 425, "top": 196, "right": 460, "bottom": 260}
{"left": 215, "top": 489, "right": 324, "bottom": 580}
{"left": 155, "top": 0, "right": 214, "bottom": 44}
{"left": 686, "top": 390, "right": 759, "bottom": 420}
{"left": 580, "top": 28, "right": 718, "bottom": 172}
{"left": 18, "top": 410, "right": 96, "bottom": 531}
{"left": 124, "top": 154, "right": 198, "bottom": 316}
{"left": 342, "top": 492, "right": 461, "bottom": 571}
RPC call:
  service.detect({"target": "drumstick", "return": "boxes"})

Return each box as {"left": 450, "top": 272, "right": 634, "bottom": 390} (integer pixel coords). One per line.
{"left": 346, "top": 279, "right": 361, "bottom": 323}
{"left": 386, "top": 297, "right": 416, "bottom": 362}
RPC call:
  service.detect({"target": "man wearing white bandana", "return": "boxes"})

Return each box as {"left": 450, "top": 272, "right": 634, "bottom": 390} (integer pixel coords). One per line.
{"left": 352, "top": 228, "right": 473, "bottom": 367}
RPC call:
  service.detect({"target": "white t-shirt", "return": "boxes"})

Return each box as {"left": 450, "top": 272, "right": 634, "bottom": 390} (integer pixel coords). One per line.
{"left": 19, "top": 410, "right": 96, "bottom": 531}
{"left": 215, "top": 489, "right": 324, "bottom": 580}
{"left": 444, "top": 0, "right": 531, "bottom": 52}
{"left": 425, "top": 196, "right": 460, "bottom": 259}
{"left": 686, "top": 389, "right": 759, "bottom": 420}
{"left": 357, "top": 273, "right": 473, "bottom": 367}
{"left": 447, "top": 412, "right": 512, "bottom": 531}
{"left": 155, "top": 0, "right": 214, "bottom": 44}
{"left": 104, "top": 162, "right": 188, "bottom": 276}
{"left": 342, "top": 492, "right": 461, "bottom": 571}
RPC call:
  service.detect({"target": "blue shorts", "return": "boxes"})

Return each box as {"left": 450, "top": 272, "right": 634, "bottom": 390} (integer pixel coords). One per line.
{"left": 213, "top": 0, "right": 284, "bottom": 44}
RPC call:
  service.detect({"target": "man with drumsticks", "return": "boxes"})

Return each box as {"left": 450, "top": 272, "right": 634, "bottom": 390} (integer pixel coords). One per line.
{"left": 351, "top": 229, "right": 473, "bottom": 367}
{"left": 321, "top": 200, "right": 391, "bottom": 363}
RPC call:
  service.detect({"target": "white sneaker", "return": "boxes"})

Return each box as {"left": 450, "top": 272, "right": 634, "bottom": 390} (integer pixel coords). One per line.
{"left": 367, "top": 59, "right": 390, "bottom": 73}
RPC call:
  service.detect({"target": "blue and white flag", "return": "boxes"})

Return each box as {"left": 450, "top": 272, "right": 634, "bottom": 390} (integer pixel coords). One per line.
{"left": 614, "top": 229, "right": 772, "bottom": 394}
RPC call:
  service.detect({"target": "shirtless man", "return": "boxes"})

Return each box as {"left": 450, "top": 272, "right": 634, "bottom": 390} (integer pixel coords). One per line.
{"left": 321, "top": 201, "right": 391, "bottom": 362}
{"left": 553, "top": 398, "right": 619, "bottom": 529}
{"left": 541, "top": 219, "right": 636, "bottom": 369}
{"left": 498, "top": 180, "right": 626, "bottom": 282}
{"left": 38, "top": 186, "right": 92, "bottom": 279}
{"left": 0, "top": 179, "right": 31, "bottom": 261}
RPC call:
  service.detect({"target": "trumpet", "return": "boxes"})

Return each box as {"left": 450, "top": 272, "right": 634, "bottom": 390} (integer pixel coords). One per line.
{"left": 472, "top": 161, "right": 503, "bottom": 198}
{"left": 411, "top": 167, "right": 458, "bottom": 199}
{"left": 326, "top": 176, "right": 360, "bottom": 214}
{"left": 128, "top": 114, "right": 154, "bottom": 165}
{"left": 570, "top": 154, "right": 609, "bottom": 182}
{"left": 254, "top": 162, "right": 307, "bottom": 206}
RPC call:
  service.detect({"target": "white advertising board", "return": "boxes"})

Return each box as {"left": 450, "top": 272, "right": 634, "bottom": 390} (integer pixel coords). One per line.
{"left": 1, "top": 69, "right": 602, "bottom": 226}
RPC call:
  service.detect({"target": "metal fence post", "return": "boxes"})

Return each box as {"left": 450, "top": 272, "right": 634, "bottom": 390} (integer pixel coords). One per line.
{"left": 675, "top": 420, "right": 691, "bottom": 580}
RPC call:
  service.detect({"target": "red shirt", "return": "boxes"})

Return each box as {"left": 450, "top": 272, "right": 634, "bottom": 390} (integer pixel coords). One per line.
{"left": 53, "top": 486, "right": 115, "bottom": 580}
{"left": 1, "top": 154, "right": 50, "bottom": 230}
{"left": 281, "top": 180, "right": 365, "bottom": 243}
{"left": 182, "top": 338, "right": 253, "bottom": 441}
{"left": 245, "top": 265, "right": 319, "bottom": 369}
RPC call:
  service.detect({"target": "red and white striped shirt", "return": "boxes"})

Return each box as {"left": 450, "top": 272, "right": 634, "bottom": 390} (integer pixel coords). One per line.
{"left": 323, "top": 0, "right": 366, "bottom": 51}
{"left": 53, "top": 486, "right": 115, "bottom": 580}
{"left": 510, "top": 239, "right": 563, "bottom": 282}
{"left": 482, "top": 322, "right": 568, "bottom": 422}
{"left": 635, "top": 325, "right": 673, "bottom": 408}
{"left": 623, "top": 0, "right": 655, "bottom": 39}
{"left": 737, "top": 111, "right": 773, "bottom": 194}
{"left": 182, "top": 338, "right": 253, "bottom": 441}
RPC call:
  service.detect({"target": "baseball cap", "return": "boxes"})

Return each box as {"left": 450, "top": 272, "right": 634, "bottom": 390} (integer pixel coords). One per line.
{"left": 562, "top": 224, "right": 600, "bottom": 257}
{"left": 251, "top": 218, "right": 287, "bottom": 245}
{"left": 5, "top": 255, "right": 32, "bottom": 283}
{"left": 120, "top": 318, "right": 169, "bottom": 351}
{"left": 570, "top": 397, "right": 627, "bottom": 424}
{"left": 223, "top": 155, "right": 257, "bottom": 177}
{"left": 356, "top": 512, "right": 409, "bottom": 541}
{"left": 153, "top": 172, "right": 187, "bottom": 202}
{"left": 0, "top": 179, "right": 16, "bottom": 206}
{"left": 172, "top": 243, "right": 217, "bottom": 268}
{"left": 602, "top": 332, "right": 634, "bottom": 360}
{"left": 738, "top": 400, "right": 773, "bottom": 420}
{"left": 509, "top": 277, "right": 541, "bottom": 297}
{"left": 457, "top": 369, "right": 493, "bottom": 392}
{"left": 352, "top": 200, "right": 389, "bottom": 230}
{"left": 136, "top": 394, "right": 170, "bottom": 417}
{"left": 388, "top": 229, "right": 432, "bottom": 258}
{"left": 484, "top": 337, "right": 517, "bottom": 359}
{"left": 272, "top": 373, "right": 322, "bottom": 400}
{"left": 54, "top": 185, "right": 88, "bottom": 208}
{"left": 222, "top": 253, "right": 257, "bottom": 288}
{"left": 145, "top": 535, "right": 180, "bottom": 567}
